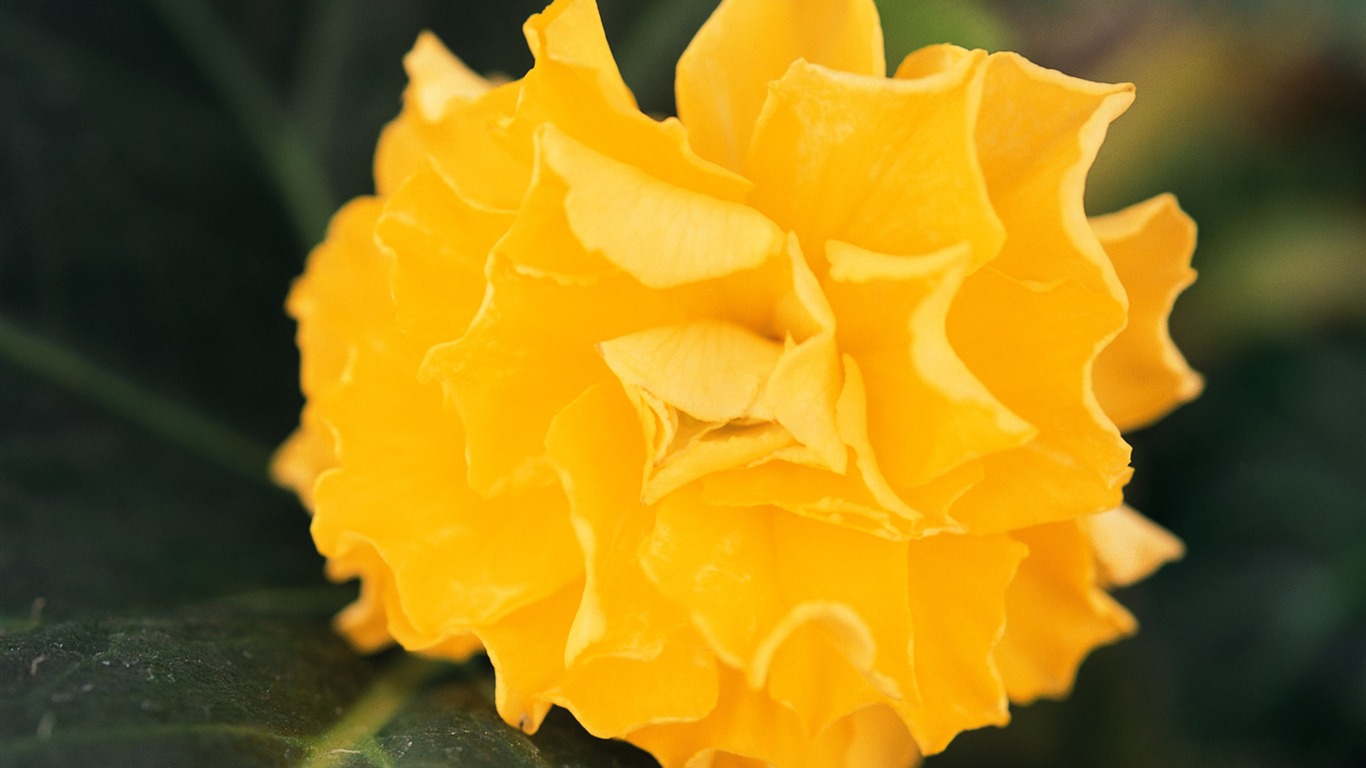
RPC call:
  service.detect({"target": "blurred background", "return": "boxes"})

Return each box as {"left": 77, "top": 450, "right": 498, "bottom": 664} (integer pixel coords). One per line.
{"left": 2, "top": 1, "right": 1362, "bottom": 766}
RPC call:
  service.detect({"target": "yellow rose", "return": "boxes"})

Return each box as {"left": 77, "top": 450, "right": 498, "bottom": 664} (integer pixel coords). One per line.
{"left": 273, "top": 0, "right": 1200, "bottom": 765}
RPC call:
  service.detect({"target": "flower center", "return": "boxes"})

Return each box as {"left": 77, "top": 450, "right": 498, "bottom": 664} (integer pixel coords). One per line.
{"left": 598, "top": 319, "right": 828, "bottom": 503}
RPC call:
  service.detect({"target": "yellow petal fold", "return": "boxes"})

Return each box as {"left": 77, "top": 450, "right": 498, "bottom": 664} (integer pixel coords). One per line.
{"left": 518, "top": 0, "right": 752, "bottom": 201}
{"left": 377, "top": 164, "right": 511, "bottom": 342}
{"left": 946, "top": 54, "right": 1137, "bottom": 533}
{"left": 745, "top": 52, "right": 1002, "bottom": 271}
{"left": 1091, "top": 194, "right": 1203, "bottom": 431}
{"left": 1085, "top": 505, "right": 1185, "bottom": 588}
{"left": 947, "top": 269, "right": 1132, "bottom": 533}
{"left": 272, "top": 197, "right": 390, "bottom": 506}
{"left": 541, "top": 126, "right": 785, "bottom": 289}
{"left": 600, "top": 321, "right": 782, "bottom": 424}
{"left": 545, "top": 382, "right": 688, "bottom": 665}
{"left": 826, "top": 240, "right": 1035, "bottom": 488}
{"left": 677, "top": 0, "right": 885, "bottom": 171}
{"left": 995, "top": 522, "right": 1137, "bottom": 703}
{"left": 374, "top": 78, "right": 526, "bottom": 206}
{"left": 897, "top": 533, "right": 1026, "bottom": 755}
{"left": 312, "top": 333, "right": 582, "bottom": 644}
{"left": 404, "top": 31, "right": 492, "bottom": 123}
{"left": 631, "top": 668, "right": 916, "bottom": 768}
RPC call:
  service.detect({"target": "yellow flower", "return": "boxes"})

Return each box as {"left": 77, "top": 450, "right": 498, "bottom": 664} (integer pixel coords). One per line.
{"left": 274, "top": 0, "right": 1200, "bottom": 765}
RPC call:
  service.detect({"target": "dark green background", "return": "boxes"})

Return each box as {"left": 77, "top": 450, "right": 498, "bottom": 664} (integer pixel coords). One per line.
{"left": 2, "top": 1, "right": 1363, "bottom": 766}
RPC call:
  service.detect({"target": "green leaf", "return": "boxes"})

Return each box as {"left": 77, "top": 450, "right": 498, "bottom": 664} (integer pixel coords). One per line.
{"left": 2, "top": 611, "right": 659, "bottom": 768}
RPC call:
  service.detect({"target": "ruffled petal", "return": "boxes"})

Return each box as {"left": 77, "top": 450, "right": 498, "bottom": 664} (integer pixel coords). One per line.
{"left": 522, "top": 0, "right": 636, "bottom": 112}
{"left": 1091, "top": 194, "right": 1203, "bottom": 431}
{"left": 324, "top": 535, "right": 484, "bottom": 659}
{"left": 421, "top": 256, "right": 686, "bottom": 496}
{"left": 995, "top": 521, "right": 1137, "bottom": 704}
{"left": 374, "top": 77, "right": 526, "bottom": 206}
{"left": 272, "top": 197, "right": 390, "bottom": 506}
{"left": 545, "top": 383, "right": 688, "bottom": 664}
{"left": 286, "top": 198, "right": 391, "bottom": 400}
{"left": 377, "top": 164, "right": 512, "bottom": 343}
{"left": 600, "top": 321, "right": 782, "bottom": 424}
{"left": 825, "top": 240, "right": 1035, "bottom": 488}
{"left": 1084, "top": 505, "right": 1185, "bottom": 588}
{"left": 745, "top": 50, "right": 1002, "bottom": 271}
{"left": 404, "top": 31, "right": 492, "bottom": 122}
{"left": 754, "top": 513, "right": 917, "bottom": 731}
{"left": 630, "top": 668, "right": 916, "bottom": 768}
{"left": 322, "top": 542, "right": 398, "bottom": 653}
{"left": 539, "top": 127, "right": 784, "bottom": 289}
{"left": 479, "top": 580, "right": 582, "bottom": 733}
{"left": 753, "top": 603, "right": 892, "bottom": 736}
{"left": 640, "top": 491, "right": 782, "bottom": 668}
{"left": 518, "top": 0, "right": 751, "bottom": 201}
{"left": 643, "top": 499, "right": 918, "bottom": 739}
{"left": 677, "top": 0, "right": 885, "bottom": 171}
{"left": 270, "top": 406, "right": 334, "bottom": 511}
{"left": 481, "top": 582, "right": 720, "bottom": 739}
{"left": 946, "top": 53, "right": 1137, "bottom": 533}
{"left": 947, "top": 270, "right": 1132, "bottom": 533}
{"left": 896, "top": 533, "right": 1026, "bottom": 755}
{"left": 483, "top": 374, "right": 726, "bottom": 737}
{"left": 311, "top": 334, "right": 583, "bottom": 645}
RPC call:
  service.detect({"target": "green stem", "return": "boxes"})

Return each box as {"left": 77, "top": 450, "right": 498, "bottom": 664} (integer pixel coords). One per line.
{"left": 0, "top": 314, "right": 272, "bottom": 481}
{"left": 142, "top": 0, "right": 334, "bottom": 248}
{"left": 292, "top": 0, "right": 355, "bottom": 146}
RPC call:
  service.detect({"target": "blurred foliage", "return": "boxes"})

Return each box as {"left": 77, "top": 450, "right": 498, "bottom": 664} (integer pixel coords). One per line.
{"left": 1, "top": 0, "right": 1363, "bottom": 766}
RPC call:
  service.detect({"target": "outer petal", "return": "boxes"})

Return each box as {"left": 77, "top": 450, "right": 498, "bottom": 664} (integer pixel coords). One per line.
{"left": 995, "top": 522, "right": 1137, "bottom": 704}
{"left": 946, "top": 53, "right": 1136, "bottom": 533}
{"left": 1084, "top": 505, "right": 1185, "bottom": 588}
{"left": 404, "top": 31, "right": 492, "bottom": 122}
{"left": 896, "top": 533, "right": 1026, "bottom": 755}
{"left": 522, "top": 0, "right": 636, "bottom": 112}
{"left": 745, "top": 49, "right": 1003, "bottom": 272}
{"left": 285, "top": 198, "right": 391, "bottom": 405}
{"left": 640, "top": 492, "right": 783, "bottom": 669}
{"left": 479, "top": 580, "right": 583, "bottom": 733}
{"left": 323, "top": 543, "right": 398, "bottom": 653}
{"left": 517, "top": 0, "right": 751, "bottom": 201}
{"left": 677, "top": 0, "right": 885, "bottom": 171}
{"left": 270, "top": 407, "right": 334, "bottom": 510}
{"left": 374, "top": 30, "right": 526, "bottom": 207}
{"left": 630, "top": 668, "right": 916, "bottom": 768}
{"left": 1091, "top": 194, "right": 1203, "bottom": 431}
{"left": 301, "top": 171, "right": 584, "bottom": 648}
{"left": 324, "top": 535, "right": 484, "bottom": 660}
{"left": 311, "top": 331, "right": 582, "bottom": 647}
{"left": 272, "top": 197, "right": 390, "bottom": 507}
